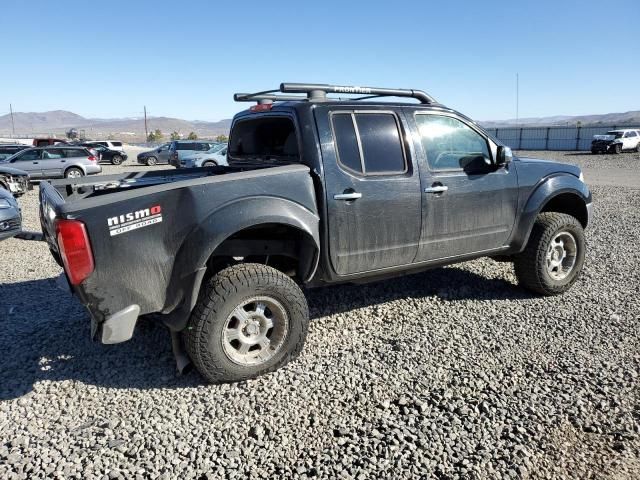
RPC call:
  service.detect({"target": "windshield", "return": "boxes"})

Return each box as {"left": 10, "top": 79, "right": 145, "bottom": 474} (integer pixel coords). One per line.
{"left": 206, "top": 144, "right": 225, "bottom": 153}
{"left": 606, "top": 131, "right": 624, "bottom": 138}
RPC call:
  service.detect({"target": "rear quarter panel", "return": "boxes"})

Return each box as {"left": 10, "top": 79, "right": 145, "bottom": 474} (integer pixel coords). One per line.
{"left": 57, "top": 165, "right": 319, "bottom": 323}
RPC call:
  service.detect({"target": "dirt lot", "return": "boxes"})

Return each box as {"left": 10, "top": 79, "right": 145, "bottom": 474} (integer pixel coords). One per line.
{"left": 1, "top": 149, "right": 639, "bottom": 479}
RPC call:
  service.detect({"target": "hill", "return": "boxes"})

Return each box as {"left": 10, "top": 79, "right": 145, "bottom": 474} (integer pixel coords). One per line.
{"left": 0, "top": 110, "right": 232, "bottom": 141}
{"left": 481, "top": 110, "right": 640, "bottom": 128}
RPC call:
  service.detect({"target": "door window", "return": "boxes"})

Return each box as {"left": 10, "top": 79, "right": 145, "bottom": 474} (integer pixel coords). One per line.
{"left": 331, "top": 112, "right": 406, "bottom": 175}
{"left": 14, "top": 150, "right": 40, "bottom": 161}
{"left": 416, "top": 114, "right": 491, "bottom": 171}
{"left": 626, "top": 131, "right": 637, "bottom": 137}
{"left": 42, "top": 149, "right": 64, "bottom": 159}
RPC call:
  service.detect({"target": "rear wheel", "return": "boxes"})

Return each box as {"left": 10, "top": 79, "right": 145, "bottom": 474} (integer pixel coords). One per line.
{"left": 111, "top": 155, "right": 123, "bottom": 165}
{"left": 146, "top": 156, "right": 157, "bottom": 166}
{"left": 513, "top": 212, "right": 585, "bottom": 296}
{"left": 185, "top": 263, "right": 309, "bottom": 383}
{"left": 65, "top": 167, "right": 84, "bottom": 179}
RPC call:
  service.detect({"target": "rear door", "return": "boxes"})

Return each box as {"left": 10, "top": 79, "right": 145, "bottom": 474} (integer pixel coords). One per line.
{"left": 41, "top": 148, "right": 66, "bottom": 177}
{"left": 318, "top": 107, "right": 422, "bottom": 275}
{"left": 410, "top": 112, "right": 518, "bottom": 261}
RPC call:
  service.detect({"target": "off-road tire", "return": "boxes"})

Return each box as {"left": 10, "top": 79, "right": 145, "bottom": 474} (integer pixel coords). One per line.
{"left": 64, "top": 167, "right": 84, "bottom": 178}
{"left": 146, "top": 156, "right": 157, "bottom": 166}
{"left": 513, "top": 212, "right": 586, "bottom": 296}
{"left": 111, "top": 155, "right": 123, "bottom": 165}
{"left": 185, "top": 263, "right": 309, "bottom": 383}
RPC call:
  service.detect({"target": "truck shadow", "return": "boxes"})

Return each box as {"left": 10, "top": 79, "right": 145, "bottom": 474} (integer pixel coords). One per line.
{"left": 0, "top": 266, "right": 532, "bottom": 400}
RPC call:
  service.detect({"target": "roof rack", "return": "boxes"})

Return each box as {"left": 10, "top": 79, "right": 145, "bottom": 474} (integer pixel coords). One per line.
{"left": 233, "top": 82, "right": 437, "bottom": 105}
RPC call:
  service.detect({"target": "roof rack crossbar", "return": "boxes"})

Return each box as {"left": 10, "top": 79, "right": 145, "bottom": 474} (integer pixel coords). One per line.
{"left": 233, "top": 83, "right": 437, "bottom": 105}
{"left": 234, "top": 92, "right": 307, "bottom": 104}
{"left": 280, "top": 82, "right": 436, "bottom": 104}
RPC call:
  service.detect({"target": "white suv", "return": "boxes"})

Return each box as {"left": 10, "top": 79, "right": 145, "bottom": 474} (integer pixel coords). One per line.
{"left": 86, "top": 140, "right": 125, "bottom": 152}
{"left": 591, "top": 129, "right": 640, "bottom": 154}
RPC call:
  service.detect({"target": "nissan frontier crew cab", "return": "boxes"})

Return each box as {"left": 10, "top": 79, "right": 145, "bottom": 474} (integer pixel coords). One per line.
{"left": 39, "top": 83, "right": 592, "bottom": 383}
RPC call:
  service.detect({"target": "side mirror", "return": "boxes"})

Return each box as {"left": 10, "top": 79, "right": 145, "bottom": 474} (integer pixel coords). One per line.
{"left": 497, "top": 146, "right": 513, "bottom": 166}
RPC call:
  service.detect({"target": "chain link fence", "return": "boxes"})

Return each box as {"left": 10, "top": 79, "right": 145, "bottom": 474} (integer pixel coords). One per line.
{"left": 483, "top": 125, "right": 639, "bottom": 151}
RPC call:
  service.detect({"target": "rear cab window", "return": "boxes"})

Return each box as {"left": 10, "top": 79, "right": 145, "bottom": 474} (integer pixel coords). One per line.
{"left": 228, "top": 115, "right": 299, "bottom": 165}
{"left": 111, "top": 141, "right": 123, "bottom": 146}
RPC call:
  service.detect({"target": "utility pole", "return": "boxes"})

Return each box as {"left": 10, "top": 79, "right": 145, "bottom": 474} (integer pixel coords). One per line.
{"left": 515, "top": 73, "right": 519, "bottom": 127}
{"left": 9, "top": 103, "right": 16, "bottom": 136}
{"left": 144, "top": 105, "right": 148, "bottom": 142}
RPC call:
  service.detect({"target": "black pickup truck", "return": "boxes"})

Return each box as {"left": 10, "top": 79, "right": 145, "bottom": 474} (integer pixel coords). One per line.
{"left": 40, "top": 83, "right": 592, "bottom": 383}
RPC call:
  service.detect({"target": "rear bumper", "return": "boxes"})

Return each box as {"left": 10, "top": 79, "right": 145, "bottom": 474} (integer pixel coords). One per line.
{"left": 85, "top": 164, "right": 102, "bottom": 175}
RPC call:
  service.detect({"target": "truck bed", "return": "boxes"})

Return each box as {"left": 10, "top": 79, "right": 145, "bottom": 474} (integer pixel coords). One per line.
{"left": 39, "top": 163, "right": 319, "bottom": 332}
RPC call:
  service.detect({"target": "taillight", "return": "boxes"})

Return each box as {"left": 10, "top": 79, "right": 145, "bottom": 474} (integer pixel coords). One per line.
{"left": 55, "top": 219, "right": 94, "bottom": 285}
{"left": 87, "top": 155, "right": 97, "bottom": 162}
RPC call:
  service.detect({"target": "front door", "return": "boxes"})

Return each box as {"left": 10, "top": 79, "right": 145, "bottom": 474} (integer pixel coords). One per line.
{"left": 10, "top": 149, "right": 42, "bottom": 177}
{"left": 412, "top": 113, "right": 518, "bottom": 262}
{"left": 623, "top": 130, "right": 638, "bottom": 150}
{"left": 318, "top": 108, "right": 422, "bottom": 275}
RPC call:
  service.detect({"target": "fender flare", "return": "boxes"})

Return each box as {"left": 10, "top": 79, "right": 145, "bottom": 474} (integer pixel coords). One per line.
{"left": 510, "top": 174, "right": 591, "bottom": 252}
{"left": 162, "top": 196, "right": 320, "bottom": 327}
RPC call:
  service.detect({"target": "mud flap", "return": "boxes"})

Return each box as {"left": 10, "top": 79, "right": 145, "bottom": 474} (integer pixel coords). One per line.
{"left": 171, "top": 330, "right": 192, "bottom": 375}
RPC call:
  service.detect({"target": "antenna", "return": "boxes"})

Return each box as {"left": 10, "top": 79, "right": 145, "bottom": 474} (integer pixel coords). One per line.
{"left": 144, "top": 106, "right": 148, "bottom": 142}
{"left": 516, "top": 73, "right": 519, "bottom": 127}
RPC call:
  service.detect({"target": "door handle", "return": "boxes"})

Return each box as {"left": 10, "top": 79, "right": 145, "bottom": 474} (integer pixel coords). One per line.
{"left": 334, "top": 191, "right": 362, "bottom": 201}
{"left": 424, "top": 185, "right": 448, "bottom": 194}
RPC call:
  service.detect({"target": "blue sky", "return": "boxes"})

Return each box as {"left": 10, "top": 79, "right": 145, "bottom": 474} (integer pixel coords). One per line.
{"left": 1, "top": 0, "right": 638, "bottom": 122}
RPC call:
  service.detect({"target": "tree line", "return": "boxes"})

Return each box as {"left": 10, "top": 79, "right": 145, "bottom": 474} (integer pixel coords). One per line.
{"left": 147, "top": 130, "right": 228, "bottom": 143}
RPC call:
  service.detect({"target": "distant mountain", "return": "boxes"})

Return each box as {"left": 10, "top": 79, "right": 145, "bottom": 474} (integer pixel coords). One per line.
{"left": 0, "top": 110, "right": 232, "bottom": 141}
{"left": 481, "top": 110, "right": 640, "bottom": 128}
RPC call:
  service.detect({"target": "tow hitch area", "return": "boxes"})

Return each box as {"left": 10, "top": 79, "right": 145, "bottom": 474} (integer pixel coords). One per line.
{"left": 14, "top": 231, "right": 44, "bottom": 241}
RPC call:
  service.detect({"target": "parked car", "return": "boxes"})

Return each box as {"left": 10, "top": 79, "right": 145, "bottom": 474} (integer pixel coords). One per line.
{"left": 0, "top": 187, "right": 22, "bottom": 241}
{"left": 1, "top": 146, "right": 101, "bottom": 179}
{"left": 39, "top": 82, "right": 592, "bottom": 384}
{"left": 0, "top": 165, "right": 31, "bottom": 196}
{"left": 137, "top": 143, "right": 171, "bottom": 166}
{"left": 591, "top": 129, "right": 640, "bottom": 154}
{"left": 84, "top": 140, "right": 125, "bottom": 152}
{"left": 180, "top": 144, "right": 228, "bottom": 168}
{"left": 82, "top": 144, "right": 127, "bottom": 165}
{"left": 0, "top": 144, "right": 30, "bottom": 161}
{"left": 32, "top": 138, "right": 68, "bottom": 147}
{"left": 168, "top": 140, "right": 218, "bottom": 168}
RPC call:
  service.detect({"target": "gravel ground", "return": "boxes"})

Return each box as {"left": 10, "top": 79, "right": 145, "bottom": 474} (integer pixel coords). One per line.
{"left": 1, "top": 149, "right": 639, "bottom": 479}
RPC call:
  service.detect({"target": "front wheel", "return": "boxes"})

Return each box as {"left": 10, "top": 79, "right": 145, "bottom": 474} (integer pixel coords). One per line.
{"left": 513, "top": 212, "right": 586, "bottom": 296}
{"left": 202, "top": 161, "right": 217, "bottom": 167}
{"left": 65, "top": 167, "right": 84, "bottom": 179}
{"left": 614, "top": 144, "right": 622, "bottom": 154}
{"left": 146, "top": 156, "right": 157, "bottom": 166}
{"left": 185, "top": 263, "right": 309, "bottom": 383}
{"left": 636, "top": 143, "right": 640, "bottom": 153}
